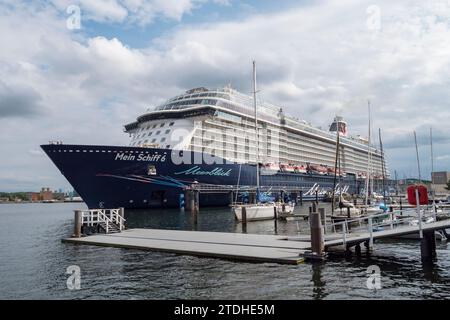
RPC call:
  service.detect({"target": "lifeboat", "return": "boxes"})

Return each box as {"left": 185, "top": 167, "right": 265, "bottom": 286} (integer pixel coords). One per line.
{"left": 357, "top": 172, "right": 367, "bottom": 179}
{"left": 260, "top": 163, "right": 280, "bottom": 175}
{"left": 280, "top": 163, "right": 295, "bottom": 173}
{"left": 327, "top": 167, "right": 346, "bottom": 177}
{"left": 308, "top": 164, "right": 328, "bottom": 175}
{"left": 294, "top": 165, "right": 307, "bottom": 174}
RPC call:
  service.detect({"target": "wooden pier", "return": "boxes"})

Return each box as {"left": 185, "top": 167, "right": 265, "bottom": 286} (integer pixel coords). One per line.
{"left": 64, "top": 207, "right": 450, "bottom": 265}
{"left": 63, "top": 228, "right": 308, "bottom": 265}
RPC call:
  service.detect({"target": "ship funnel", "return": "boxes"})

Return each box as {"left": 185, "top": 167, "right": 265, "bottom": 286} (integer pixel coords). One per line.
{"left": 329, "top": 116, "right": 348, "bottom": 137}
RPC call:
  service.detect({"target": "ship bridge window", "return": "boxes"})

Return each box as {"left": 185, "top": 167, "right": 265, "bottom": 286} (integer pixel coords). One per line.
{"left": 201, "top": 99, "right": 217, "bottom": 105}
{"left": 169, "top": 122, "right": 175, "bottom": 126}
{"left": 151, "top": 138, "right": 156, "bottom": 143}
{"left": 160, "top": 137, "right": 166, "bottom": 143}
{"left": 152, "top": 124, "right": 157, "bottom": 129}
{"left": 148, "top": 132, "right": 152, "bottom": 136}
{"left": 165, "top": 129, "right": 170, "bottom": 134}
{"left": 160, "top": 123, "right": 165, "bottom": 127}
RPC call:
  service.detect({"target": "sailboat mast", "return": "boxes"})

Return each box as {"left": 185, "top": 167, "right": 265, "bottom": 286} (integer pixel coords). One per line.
{"left": 430, "top": 127, "right": 435, "bottom": 204}
{"left": 365, "top": 101, "right": 372, "bottom": 206}
{"left": 379, "top": 128, "right": 387, "bottom": 204}
{"left": 414, "top": 131, "right": 422, "bottom": 184}
{"left": 253, "top": 61, "right": 260, "bottom": 201}
{"left": 331, "top": 127, "right": 340, "bottom": 215}
{"left": 394, "top": 170, "right": 399, "bottom": 196}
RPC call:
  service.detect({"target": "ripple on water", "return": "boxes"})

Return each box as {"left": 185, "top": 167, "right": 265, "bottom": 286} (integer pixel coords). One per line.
{"left": 0, "top": 203, "right": 449, "bottom": 299}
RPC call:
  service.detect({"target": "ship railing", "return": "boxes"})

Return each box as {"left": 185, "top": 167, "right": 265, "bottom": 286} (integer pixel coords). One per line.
{"left": 80, "top": 208, "right": 126, "bottom": 233}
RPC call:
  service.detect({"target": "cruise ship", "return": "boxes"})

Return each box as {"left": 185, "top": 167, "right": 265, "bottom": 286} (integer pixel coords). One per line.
{"left": 41, "top": 86, "right": 388, "bottom": 209}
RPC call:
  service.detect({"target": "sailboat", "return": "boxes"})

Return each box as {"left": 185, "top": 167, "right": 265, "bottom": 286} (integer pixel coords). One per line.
{"left": 330, "top": 118, "right": 362, "bottom": 219}
{"left": 233, "top": 61, "right": 278, "bottom": 222}
{"left": 363, "top": 102, "right": 385, "bottom": 215}
{"left": 364, "top": 101, "right": 372, "bottom": 207}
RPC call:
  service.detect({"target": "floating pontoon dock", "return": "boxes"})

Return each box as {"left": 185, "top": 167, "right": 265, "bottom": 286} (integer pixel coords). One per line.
{"left": 64, "top": 208, "right": 450, "bottom": 265}
{"left": 63, "top": 228, "right": 308, "bottom": 264}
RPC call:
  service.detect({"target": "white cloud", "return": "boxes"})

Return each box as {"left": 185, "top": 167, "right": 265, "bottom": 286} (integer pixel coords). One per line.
{"left": 50, "top": 0, "right": 204, "bottom": 25}
{"left": 1, "top": 0, "right": 450, "bottom": 190}
{"left": 212, "top": 0, "right": 232, "bottom": 6}
{"left": 80, "top": 0, "right": 129, "bottom": 23}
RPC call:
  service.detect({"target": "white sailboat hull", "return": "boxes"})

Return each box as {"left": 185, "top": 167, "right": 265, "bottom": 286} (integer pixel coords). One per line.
{"left": 276, "top": 203, "right": 295, "bottom": 214}
{"left": 233, "top": 205, "right": 276, "bottom": 221}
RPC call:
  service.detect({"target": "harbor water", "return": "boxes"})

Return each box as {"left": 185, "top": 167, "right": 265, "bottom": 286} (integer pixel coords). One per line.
{"left": 0, "top": 202, "right": 449, "bottom": 299}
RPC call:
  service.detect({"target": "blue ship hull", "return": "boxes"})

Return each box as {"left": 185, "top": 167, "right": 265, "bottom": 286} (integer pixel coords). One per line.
{"left": 41, "top": 144, "right": 362, "bottom": 209}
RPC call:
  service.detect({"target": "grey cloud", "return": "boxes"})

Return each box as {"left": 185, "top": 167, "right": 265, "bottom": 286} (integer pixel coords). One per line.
{"left": 384, "top": 126, "right": 450, "bottom": 150}
{"left": 0, "top": 81, "right": 43, "bottom": 118}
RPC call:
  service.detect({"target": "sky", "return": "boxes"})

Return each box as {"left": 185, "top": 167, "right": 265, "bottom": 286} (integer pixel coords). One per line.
{"left": 1, "top": 0, "right": 450, "bottom": 192}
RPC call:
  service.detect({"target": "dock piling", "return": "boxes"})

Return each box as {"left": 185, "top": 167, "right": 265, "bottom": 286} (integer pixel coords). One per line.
{"left": 421, "top": 231, "right": 436, "bottom": 263}
{"left": 119, "top": 207, "right": 125, "bottom": 231}
{"left": 355, "top": 243, "right": 361, "bottom": 256}
{"left": 367, "top": 217, "right": 374, "bottom": 250}
{"left": 184, "top": 189, "right": 191, "bottom": 211}
{"left": 415, "top": 189, "right": 423, "bottom": 238}
{"left": 192, "top": 189, "right": 199, "bottom": 228}
{"left": 273, "top": 207, "right": 278, "bottom": 234}
{"left": 318, "top": 208, "right": 326, "bottom": 234}
{"left": 190, "top": 191, "right": 195, "bottom": 213}
{"left": 73, "top": 210, "right": 82, "bottom": 238}
{"left": 241, "top": 206, "right": 247, "bottom": 233}
{"left": 308, "top": 211, "right": 325, "bottom": 260}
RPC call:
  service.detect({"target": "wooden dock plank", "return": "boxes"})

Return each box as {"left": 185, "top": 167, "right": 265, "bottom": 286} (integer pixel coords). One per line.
{"left": 62, "top": 218, "right": 450, "bottom": 264}
{"left": 63, "top": 229, "right": 308, "bottom": 265}
{"left": 107, "top": 228, "right": 310, "bottom": 249}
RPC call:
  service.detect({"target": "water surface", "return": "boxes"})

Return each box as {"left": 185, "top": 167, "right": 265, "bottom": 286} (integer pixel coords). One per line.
{"left": 0, "top": 203, "right": 449, "bottom": 299}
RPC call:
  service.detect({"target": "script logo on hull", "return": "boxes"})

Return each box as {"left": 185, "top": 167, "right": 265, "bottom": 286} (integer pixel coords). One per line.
{"left": 174, "top": 166, "right": 232, "bottom": 177}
